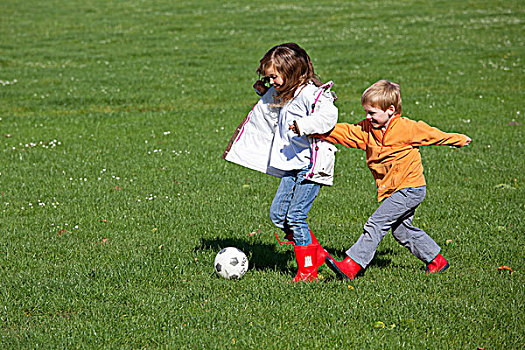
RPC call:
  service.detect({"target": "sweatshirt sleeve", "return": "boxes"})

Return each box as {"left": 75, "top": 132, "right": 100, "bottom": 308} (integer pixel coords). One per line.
{"left": 410, "top": 120, "right": 469, "bottom": 147}
{"left": 316, "top": 121, "right": 367, "bottom": 150}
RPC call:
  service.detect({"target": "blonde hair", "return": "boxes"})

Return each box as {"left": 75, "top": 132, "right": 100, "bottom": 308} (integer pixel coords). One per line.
{"left": 361, "top": 80, "right": 402, "bottom": 114}
{"left": 256, "top": 43, "right": 321, "bottom": 105}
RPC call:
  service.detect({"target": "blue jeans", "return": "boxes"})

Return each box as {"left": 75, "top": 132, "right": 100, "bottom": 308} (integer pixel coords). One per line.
{"left": 269, "top": 166, "right": 321, "bottom": 246}
{"left": 347, "top": 186, "right": 440, "bottom": 268}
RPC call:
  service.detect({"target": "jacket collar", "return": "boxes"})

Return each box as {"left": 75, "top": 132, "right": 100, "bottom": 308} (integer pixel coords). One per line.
{"left": 370, "top": 113, "right": 401, "bottom": 143}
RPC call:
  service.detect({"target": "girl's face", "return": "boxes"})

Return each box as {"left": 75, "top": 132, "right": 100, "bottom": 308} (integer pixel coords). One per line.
{"left": 263, "top": 66, "right": 285, "bottom": 91}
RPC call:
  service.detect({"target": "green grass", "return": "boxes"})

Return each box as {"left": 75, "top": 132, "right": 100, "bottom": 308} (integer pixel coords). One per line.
{"left": 1, "top": 0, "right": 524, "bottom": 348}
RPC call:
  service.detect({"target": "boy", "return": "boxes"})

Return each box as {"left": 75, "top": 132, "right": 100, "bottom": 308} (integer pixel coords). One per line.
{"left": 311, "top": 80, "right": 471, "bottom": 279}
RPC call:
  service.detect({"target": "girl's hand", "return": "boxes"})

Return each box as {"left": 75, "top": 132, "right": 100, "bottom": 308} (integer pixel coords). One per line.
{"left": 253, "top": 80, "right": 269, "bottom": 96}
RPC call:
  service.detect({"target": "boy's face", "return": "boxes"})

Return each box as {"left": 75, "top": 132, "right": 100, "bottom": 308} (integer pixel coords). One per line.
{"left": 263, "top": 66, "right": 284, "bottom": 91}
{"left": 363, "top": 104, "right": 395, "bottom": 130}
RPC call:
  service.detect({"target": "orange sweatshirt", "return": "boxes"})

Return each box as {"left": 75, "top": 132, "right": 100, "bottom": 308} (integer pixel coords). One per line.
{"left": 319, "top": 115, "right": 469, "bottom": 202}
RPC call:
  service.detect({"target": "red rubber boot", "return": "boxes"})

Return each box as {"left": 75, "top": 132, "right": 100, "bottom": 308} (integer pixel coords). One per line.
{"left": 292, "top": 244, "right": 318, "bottom": 283}
{"left": 309, "top": 229, "right": 332, "bottom": 269}
{"left": 325, "top": 256, "right": 362, "bottom": 280}
{"left": 274, "top": 229, "right": 331, "bottom": 270}
{"left": 425, "top": 253, "right": 450, "bottom": 274}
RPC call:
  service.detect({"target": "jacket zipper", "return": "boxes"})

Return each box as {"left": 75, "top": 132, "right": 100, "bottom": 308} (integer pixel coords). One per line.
{"left": 307, "top": 85, "right": 329, "bottom": 178}
{"left": 379, "top": 115, "right": 399, "bottom": 156}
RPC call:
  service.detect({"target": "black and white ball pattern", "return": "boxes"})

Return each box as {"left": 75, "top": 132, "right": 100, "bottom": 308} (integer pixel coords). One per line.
{"left": 214, "top": 247, "right": 248, "bottom": 280}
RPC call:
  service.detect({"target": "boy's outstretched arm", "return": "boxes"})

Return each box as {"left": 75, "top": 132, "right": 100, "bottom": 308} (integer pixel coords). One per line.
{"left": 315, "top": 122, "right": 367, "bottom": 150}
{"left": 410, "top": 120, "right": 471, "bottom": 148}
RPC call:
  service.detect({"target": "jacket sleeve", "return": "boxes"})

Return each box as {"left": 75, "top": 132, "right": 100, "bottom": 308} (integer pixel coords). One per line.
{"left": 222, "top": 87, "right": 285, "bottom": 178}
{"left": 294, "top": 88, "right": 338, "bottom": 135}
{"left": 316, "top": 121, "right": 367, "bottom": 150}
{"left": 410, "top": 120, "right": 469, "bottom": 147}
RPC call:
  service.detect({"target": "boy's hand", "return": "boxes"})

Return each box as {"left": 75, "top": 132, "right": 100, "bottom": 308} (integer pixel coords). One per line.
{"left": 289, "top": 121, "right": 300, "bottom": 135}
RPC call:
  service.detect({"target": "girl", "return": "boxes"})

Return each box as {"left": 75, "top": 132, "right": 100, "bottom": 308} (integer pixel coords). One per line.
{"left": 223, "top": 43, "right": 338, "bottom": 282}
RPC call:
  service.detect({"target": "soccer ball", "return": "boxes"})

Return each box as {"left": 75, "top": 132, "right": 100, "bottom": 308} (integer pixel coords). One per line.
{"left": 214, "top": 247, "right": 248, "bottom": 280}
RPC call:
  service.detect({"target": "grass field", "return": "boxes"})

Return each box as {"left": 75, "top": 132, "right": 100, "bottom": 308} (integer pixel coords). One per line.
{"left": 1, "top": 0, "right": 524, "bottom": 348}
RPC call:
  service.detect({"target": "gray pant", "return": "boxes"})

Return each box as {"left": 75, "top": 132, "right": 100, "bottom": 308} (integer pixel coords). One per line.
{"left": 347, "top": 186, "right": 440, "bottom": 268}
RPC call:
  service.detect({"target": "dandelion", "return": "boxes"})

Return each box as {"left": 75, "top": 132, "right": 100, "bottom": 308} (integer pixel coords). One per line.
{"left": 0, "top": 79, "right": 18, "bottom": 86}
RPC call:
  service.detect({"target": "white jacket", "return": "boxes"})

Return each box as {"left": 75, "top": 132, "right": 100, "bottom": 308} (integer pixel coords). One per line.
{"left": 223, "top": 82, "right": 338, "bottom": 186}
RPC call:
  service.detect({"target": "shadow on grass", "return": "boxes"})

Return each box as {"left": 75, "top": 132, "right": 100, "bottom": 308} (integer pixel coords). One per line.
{"left": 196, "top": 237, "right": 294, "bottom": 272}
{"left": 328, "top": 247, "right": 393, "bottom": 269}
{"left": 323, "top": 247, "right": 394, "bottom": 280}
{"left": 368, "top": 248, "right": 394, "bottom": 268}
{"left": 196, "top": 238, "right": 396, "bottom": 280}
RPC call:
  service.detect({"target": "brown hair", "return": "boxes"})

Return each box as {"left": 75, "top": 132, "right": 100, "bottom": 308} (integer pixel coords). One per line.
{"left": 361, "top": 80, "right": 402, "bottom": 114}
{"left": 256, "top": 43, "right": 321, "bottom": 105}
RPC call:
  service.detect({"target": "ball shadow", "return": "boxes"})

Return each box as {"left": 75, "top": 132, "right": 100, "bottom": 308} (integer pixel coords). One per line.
{"left": 195, "top": 237, "right": 294, "bottom": 273}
